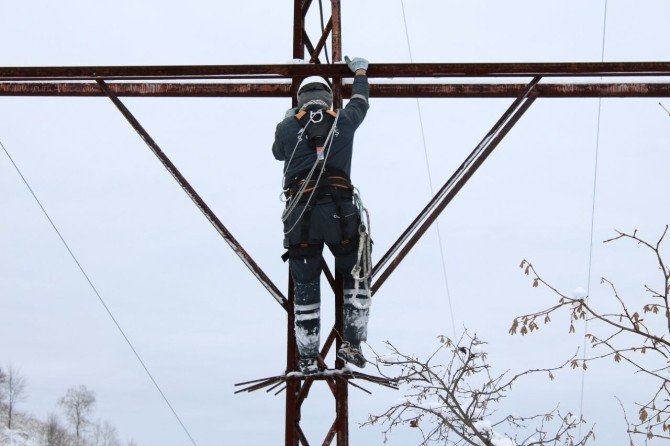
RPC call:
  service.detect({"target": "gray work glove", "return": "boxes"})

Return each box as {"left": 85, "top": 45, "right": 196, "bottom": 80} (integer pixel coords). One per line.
{"left": 345, "top": 56, "right": 368, "bottom": 73}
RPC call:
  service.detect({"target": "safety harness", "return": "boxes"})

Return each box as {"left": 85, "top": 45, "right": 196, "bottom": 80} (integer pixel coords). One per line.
{"left": 279, "top": 105, "right": 373, "bottom": 310}
{"left": 294, "top": 108, "right": 338, "bottom": 165}
{"left": 281, "top": 167, "right": 358, "bottom": 262}
{"left": 281, "top": 108, "right": 357, "bottom": 262}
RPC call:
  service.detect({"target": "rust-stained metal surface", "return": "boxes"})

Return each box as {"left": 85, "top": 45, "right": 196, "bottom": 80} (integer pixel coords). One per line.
{"left": 3, "top": 82, "right": 670, "bottom": 97}
{"left": 3, "top": 62, "right": 670, "bottom": 81}
{"left": 285, "top": 276, "right": 300, "bottom": 446}
{"left": 310, "top": 18, "right": 333, "bottom": 63}
{"left": 94, "top": 80, "right": 288, "bottom": 309}
{"left": 12, "top": 0, "right": 669, "bottom": 445}
{"left": 0, "top": 82, "right": 292, "bottom": 96}
{"left": 372, "top": 80, "right": 540, "bottom": 295}
{"left": 302, "top": 31, "right": 318, "bottom": 64}
{"left": 334, "top": 271, "right": 348, "bottom": 446}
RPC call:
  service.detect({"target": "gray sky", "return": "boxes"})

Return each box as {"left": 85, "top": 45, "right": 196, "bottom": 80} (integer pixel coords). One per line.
{"left": 1, "top": 1, "right": 669, "bottom": 445}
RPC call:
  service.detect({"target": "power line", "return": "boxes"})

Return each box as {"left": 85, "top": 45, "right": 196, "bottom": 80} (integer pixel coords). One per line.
{"left": 579, "top": 0, "right": 608, "bottom": 438}
{"left": 400, "top": 0, "right": 457, "bottom": 341}
{"left": 0, "top": 138, "right": 199, "bottom": 446}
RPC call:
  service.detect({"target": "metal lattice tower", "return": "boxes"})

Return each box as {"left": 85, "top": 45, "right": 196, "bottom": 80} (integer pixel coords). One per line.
{"left": 2, "top": 1, "right": 670, "bottom": 445}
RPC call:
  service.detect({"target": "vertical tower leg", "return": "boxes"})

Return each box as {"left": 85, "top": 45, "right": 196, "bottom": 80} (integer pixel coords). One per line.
{"left": 287, "top": 3, "right": 304, "bottom": 444}
{"left": 292, "top": 0, "right": 305, "bottom": 107}
{"left": 330, "top": 0, "right": 343, "bottom": 106}
{"left": 330, "top": 1, "right": 348, "bottom": 444}
{"left": 334, "top": 271, "right": 349, "bottom": 445}
{"left": 285, "top": 276, "right": 300, "bottom": 446}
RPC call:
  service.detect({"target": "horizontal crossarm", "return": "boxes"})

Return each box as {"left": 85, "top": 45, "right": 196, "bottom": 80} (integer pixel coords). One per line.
{"left": 2, "top": 62, "right": 670, "bottom": 81}
{"left": 2, "top": 82, "right": 670, "bottom": 97}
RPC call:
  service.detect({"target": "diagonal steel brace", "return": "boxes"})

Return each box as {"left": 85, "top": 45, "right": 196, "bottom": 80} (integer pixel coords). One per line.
{"left": 96, "top": 79, "right": 287, "bottom": 308}
{"left": 372, "top": 77, "right": 542, "bottom": 294}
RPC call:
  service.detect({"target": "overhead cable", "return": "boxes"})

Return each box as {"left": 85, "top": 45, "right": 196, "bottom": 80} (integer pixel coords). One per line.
{"left": 0, "top": 138, "right": 199, "bottom": 446}
{"left": 579, "top": 0, "right": 609, "bottom": 438}
{"left": 400, "top": 0, "right": 457, "bottom": 339}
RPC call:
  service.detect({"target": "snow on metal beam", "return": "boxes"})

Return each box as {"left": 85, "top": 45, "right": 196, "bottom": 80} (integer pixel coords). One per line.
{"left": 2, "top": 62, "right": 670, "bottom": 81}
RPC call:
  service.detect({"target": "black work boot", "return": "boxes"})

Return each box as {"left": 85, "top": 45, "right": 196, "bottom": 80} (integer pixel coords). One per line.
{"left": 337, "top": 342, "right": 366, "bottom": 368}
{"left": 298, "top": 357, "right": 319, "bottom": 375}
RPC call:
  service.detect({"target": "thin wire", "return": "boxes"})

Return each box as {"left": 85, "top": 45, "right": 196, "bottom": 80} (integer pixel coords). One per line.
{"left": 0, "top": 138, "right": 199, "bottom": 446}
{"left": 400, "top": 0, "right": 457, "bottom": 341}
{"left": 317, "top": 0, "right": 331, "bottom": 64}
{"left": 579, "top": 0, "right": 608, "bottom": 438}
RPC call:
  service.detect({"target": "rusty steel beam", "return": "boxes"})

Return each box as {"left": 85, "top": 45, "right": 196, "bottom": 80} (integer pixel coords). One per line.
{"left": 302, "top": 31, "right": 320, "bottom": 64}
{"left": 3, "top": 82, "right": 670, "bottom": 97}
{"left": 3, "top": 62, "right": 670, "bottom": 81}
{"left": 94, "top": 80, "right": 288, "bottom": 309}
{"left": 333, "top": 270, "right": 348, "bottom": 446}
{"left": 372, "top": 81, "right": 539, "bottom": 294}
{"left": 329, "top": 4, "right": 348, "bottom": 443}
{"left": 301, "top": 0, "right": 313, "bottom": 18}
{"left": 0, "top": 82, "right": 291, "bottom": 97}
{"left": 368, "top": 82, "right": 670, "bottom": 98}
{"left": 310, "top": 17, "right": 333, "bottom": 63}
{"left": 372, "top": 77, "right": 542, "bottom": 282}
{"left": 287, "top": 3, "right": 307, "bottom": 445}
{"left": 294, "top": 1, "right": 305, "bottom": 61}
{"left": 285, "top": 276, "right": 300, "bottom": 446}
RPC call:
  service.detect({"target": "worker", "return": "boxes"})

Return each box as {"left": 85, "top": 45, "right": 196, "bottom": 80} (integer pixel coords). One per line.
{"left": 272, "top": 56, "right": 371, "bottom": 374}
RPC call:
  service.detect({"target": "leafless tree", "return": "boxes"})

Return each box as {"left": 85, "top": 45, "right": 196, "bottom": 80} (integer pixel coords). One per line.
{"left": 42, "top": 414, "right": 70, "bottom": 446}
{"left": 511, "top": 226, "right": 670, "bottom": 443}
{"left": 91, "top": 420, "right": 121, "bottom": 446}
{"left": 0, "top": 366, "right": 7, "bottom": 405}
{"left": 4, "top": 365, "right": 28, "bottom": 429}
{"left": 365, "top": 332, "right": 594, "bottom": 445}
{"left": 58, "top": 385, "right": 96, "bottom": 441}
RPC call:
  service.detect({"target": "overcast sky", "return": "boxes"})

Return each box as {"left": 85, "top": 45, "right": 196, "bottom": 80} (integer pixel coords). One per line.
{"left": 1, "top": 1, "right": 670, "bottom": 445}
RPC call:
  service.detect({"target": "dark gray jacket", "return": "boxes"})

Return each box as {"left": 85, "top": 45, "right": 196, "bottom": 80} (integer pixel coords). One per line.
{"left": 272, "top": 75, "right": 369, "bottom": 185}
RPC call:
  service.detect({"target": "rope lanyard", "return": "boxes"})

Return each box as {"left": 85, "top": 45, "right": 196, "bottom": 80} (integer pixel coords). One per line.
{"left": 281, "top": 110, "right": 340, "bottom": 235}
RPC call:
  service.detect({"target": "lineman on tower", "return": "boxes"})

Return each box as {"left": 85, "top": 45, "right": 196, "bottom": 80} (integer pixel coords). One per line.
{"left": 272, "top": 56, "right": 371, "bottom": 374}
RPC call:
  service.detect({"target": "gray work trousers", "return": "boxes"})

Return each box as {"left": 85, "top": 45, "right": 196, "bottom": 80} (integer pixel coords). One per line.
{"left": 284, "top": 198, "right": 370, "bottom": 361}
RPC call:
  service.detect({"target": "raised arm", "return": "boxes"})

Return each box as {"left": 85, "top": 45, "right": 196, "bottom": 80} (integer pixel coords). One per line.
{"left": 341, "top": 57, "right": 370, "bottom": 129}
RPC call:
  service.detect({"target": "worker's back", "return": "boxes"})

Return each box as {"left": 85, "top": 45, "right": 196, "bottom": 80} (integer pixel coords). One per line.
{"left": 272, "top": 75, "right": 369, "bottom": 185}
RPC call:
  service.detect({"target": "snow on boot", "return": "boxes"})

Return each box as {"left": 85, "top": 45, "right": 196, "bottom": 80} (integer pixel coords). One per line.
{"left": 337, "top": 342, "right": 366, "bottom": 368}
{"left": 298, "top": 358, "right": 319, "bottom": 375}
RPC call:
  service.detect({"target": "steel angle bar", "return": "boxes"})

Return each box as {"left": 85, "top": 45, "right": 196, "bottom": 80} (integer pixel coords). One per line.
{"left": 3, "top": 62, "right": 670, "bottom": 81}
{"left": 371, "top": 77, "right": 541, "bottom": 294}
{"left": 310, "top": 18, "right": 333, "bottom": 63}
{"left": 301, "top": 0, "right": 313, "bottom": 17}
{"left": 0, "top": 82, "right": 292, "bottom": 97}
{"left": 302, "top": 31, "right": 319, "bottom": 64}
{"left": 365, "top": 82, "right": 670, "bottom": 98}
{"left": 4, "top": 82, "right": 670, "bottom": 98}
{"left": 95, "top": 80, "right": 287, "bottom": 308}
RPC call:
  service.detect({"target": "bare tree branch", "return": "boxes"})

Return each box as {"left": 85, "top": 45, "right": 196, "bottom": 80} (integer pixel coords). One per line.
{"left": 513, "top": 227, "right": 670, "bottom": 442}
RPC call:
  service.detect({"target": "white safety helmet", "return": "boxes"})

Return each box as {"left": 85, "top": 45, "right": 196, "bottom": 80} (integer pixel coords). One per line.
{"left": 297, "top": 76, "right": 333, "bottom": 109}
{"left": 298, "top": 76, "right": 332, "bottom": 94}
